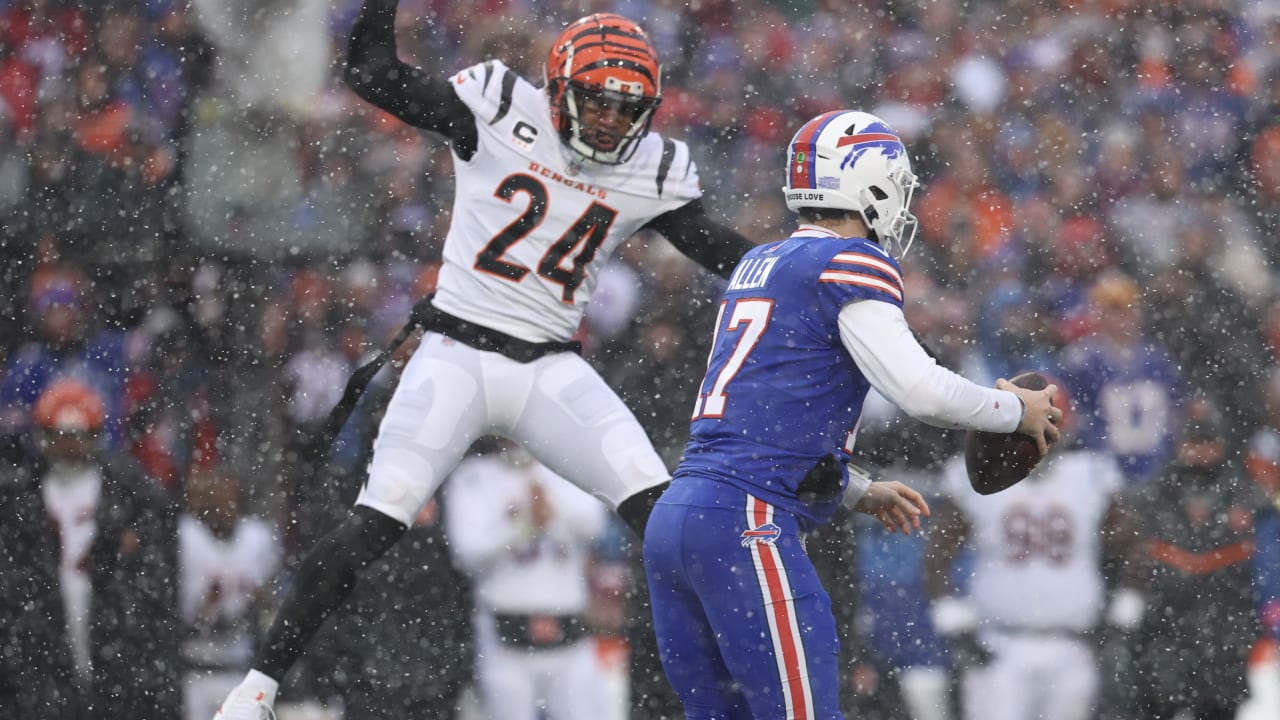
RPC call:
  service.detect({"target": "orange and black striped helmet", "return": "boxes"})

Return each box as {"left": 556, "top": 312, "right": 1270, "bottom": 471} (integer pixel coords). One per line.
{"left": 545, "top": 13, "right": 662, "bottom": 165}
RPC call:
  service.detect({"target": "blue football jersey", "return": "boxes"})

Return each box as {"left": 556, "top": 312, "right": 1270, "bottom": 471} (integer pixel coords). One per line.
{"left": 678, "top": 226, "right": 905, "bottom": 528}
{"left": 1057, "top": 337, "right": 1182, "bottom": 484}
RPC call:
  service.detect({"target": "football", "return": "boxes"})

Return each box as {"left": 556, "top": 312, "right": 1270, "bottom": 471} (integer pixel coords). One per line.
{"left": 964, "top": 371, "right": 1052, "bottom": 495}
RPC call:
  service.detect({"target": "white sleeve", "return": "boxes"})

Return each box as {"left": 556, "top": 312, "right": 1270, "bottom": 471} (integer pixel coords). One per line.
{"left": 838, "top": 300, "right": 1022, "bottom": 433}
{"left": 1092, "top": 453, "right": 1125, "bottom": 496}
{"left": 240, "top": 519, "right": 282, "bottom": 587}
{"left": 444, "top": 459, "right": 533, "bottom": 574}
{"left": 939, "top": 454, "right": 974, "bottom": 508}
{"left": 539, "top": 470, "right": 609, "bottom": 544}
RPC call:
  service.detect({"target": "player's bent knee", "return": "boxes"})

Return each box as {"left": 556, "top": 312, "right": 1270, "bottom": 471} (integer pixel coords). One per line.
{"left": 301, "top": 506, "right": 408, "bottom": 590}
{"left": 617, "top": 481, "right": 669, "bottom": 540}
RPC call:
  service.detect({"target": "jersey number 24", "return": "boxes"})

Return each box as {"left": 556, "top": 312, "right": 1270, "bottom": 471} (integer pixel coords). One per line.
{"left": 475, "top": 173, "right": 618, "bottom": 304}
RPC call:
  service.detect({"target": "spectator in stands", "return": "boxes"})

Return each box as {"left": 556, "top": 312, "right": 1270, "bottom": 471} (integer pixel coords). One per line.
{"left": 445, "top": 440, "right": 617, "bottom": 720}
{"left": 1146, "top": 218, "right": 1271, "bottom": 434}
{"left": 1058, "top": 270, "right": 1181, "bottom": 486}
{"left": 1248, "top": 121, "right": 1280, "bottom": 263}
{"left": 1, "top": 266, "right": 127, "bottom": 450}
{"left": 180, "top": 467, "right": 282, "bottom": 720}
{"left": 1126, "top": 395, "right": 1259, "bottom": 720}
{"left": 1039, "top": 216, "right": 1114, "bottom": 344}
{"left": 0, "top": 0, "right": 89, "bottom": 138}
{"left": 1249, "top": 369, "right": 1280, "bottom": 655}
{"left": 0, "top": 377, "right": 180, "bottom": 718}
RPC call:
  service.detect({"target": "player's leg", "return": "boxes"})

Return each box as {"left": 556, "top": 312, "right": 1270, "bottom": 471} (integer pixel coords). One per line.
{"left": 509, "top": 352, "right": 670, "bottom": 537}
{"left": 500, "top": 351, "right": 681, "bottom": 714}
{"left": 705, "top": 496, "right": 843, "bottom": 720}
{"left": 960, "top": 634, "right": 1033, "bottom": 720}
{"left": 1041, "top": 638, "right": 1100, "bottom": 720}
{"left": 355, "top": 333, "right": 495, "bottom": 525}
{"left": 216, "top": 335, "right": 491, "bottom": 719}
{"left": 546, "top": 639, "right": 614, "bottom": 720}
{"left": 214, "top": 505, "right": 408, "bottom": 719}
{"left": 473, "top": 620, "right": 539, "bottom": 720}
{"left": 644, "top": 499, "right": 753, "bottom": 720}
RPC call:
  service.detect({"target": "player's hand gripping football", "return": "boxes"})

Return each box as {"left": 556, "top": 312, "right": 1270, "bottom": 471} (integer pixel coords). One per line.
{"left": 998, "top": 378, "right": 1063, "bottom": 457}
{"left": 855, "top": 481, "right": 931, "bottom": 534}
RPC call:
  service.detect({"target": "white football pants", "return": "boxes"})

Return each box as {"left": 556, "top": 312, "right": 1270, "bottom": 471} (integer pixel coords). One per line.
{"left": 471, "top": 614, "right": 619, "bottom": 720}
{"left": 355, "top": 332, "right": 671, "bottom": 526}
{"left": 961, "top": 631, "right": 1098, "bottom": 720}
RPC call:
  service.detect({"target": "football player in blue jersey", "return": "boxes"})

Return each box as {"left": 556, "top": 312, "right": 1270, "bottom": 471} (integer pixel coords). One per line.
{"left": 643, "top": 110, "right": 1063, "bottom": 719}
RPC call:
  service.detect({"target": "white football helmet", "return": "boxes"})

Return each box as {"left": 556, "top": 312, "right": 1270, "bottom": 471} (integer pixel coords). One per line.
{"left": 782, "top": 110, "right": 920, "bottom": 258}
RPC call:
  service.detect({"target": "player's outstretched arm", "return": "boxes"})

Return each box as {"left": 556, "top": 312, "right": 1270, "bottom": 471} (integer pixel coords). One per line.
{"left": 839, "top": 300, "right": 1029, "bottom": 434}
{"left": 344, "top": 0, "right": 476, "bottom": 149}
{"left": 643, "top": 200, "right": 756, "bottom": 280}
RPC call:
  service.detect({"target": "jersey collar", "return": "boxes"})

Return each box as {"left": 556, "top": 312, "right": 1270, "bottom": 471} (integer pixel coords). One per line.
{"left": 793, "top": 223, "right": 842, "bottom": 238}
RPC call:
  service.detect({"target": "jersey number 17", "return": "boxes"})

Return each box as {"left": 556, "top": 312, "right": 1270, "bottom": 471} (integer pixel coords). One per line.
{"left": 691, "top": 298, "right": 775, "bottom": 421}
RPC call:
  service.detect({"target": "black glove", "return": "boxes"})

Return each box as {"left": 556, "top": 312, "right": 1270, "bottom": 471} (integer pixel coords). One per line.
{"left": 930, "top": 596, "right": 993, "bottom": 669}
{"left": 947, "top": 631, "right": 994, "bottom": 668}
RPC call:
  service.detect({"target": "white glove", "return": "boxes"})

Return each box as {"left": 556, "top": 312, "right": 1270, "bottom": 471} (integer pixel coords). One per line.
{"left": 930, "top": 595, "right": 980, "bottom": 637}
{"left": 1105, "top": 588, "right": 1145, "bottom": 631}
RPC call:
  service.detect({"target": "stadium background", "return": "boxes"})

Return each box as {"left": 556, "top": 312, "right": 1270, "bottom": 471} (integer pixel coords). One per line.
{"left": 3, "top": 0, "right": 1280, "bottom": 718}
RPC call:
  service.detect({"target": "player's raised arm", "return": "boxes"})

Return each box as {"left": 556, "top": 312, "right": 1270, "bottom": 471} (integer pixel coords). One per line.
{"left": 344, "top": 0, "right": 477, "bottom": 150}
{"left": 642, "top": 199, "right": 756, "bottom": 280}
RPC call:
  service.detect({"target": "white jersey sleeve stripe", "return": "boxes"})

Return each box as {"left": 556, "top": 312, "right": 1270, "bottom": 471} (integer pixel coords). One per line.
{"left": 831, "top": 251, "right": 904, "bottom": 288}
{"left": 818, "top": 271, "right": 904, "bottom": 302}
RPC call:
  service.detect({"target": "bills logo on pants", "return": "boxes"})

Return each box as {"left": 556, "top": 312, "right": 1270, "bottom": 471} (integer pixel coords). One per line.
{"left": 741, "top": 522, "right": 782, "bottom": 547}
{"left": 644, "top": 478, "right": 842, "bottom": 719}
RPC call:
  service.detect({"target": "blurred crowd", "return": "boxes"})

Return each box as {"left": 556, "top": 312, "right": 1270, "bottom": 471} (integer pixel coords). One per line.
{"left": 3, "top": 0, "right": 1280, "bottom": 718}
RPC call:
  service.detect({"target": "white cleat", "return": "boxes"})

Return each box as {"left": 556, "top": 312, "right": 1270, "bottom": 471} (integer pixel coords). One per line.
{"left": 213, "top": 671, "right": 279, "bottom": 720}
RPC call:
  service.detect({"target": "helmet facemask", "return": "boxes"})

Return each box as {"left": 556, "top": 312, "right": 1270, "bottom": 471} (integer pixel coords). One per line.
{"left": 858, "top": 165, "right": 919, "bottom": 259}
{"left": 553, "top": 78, "right": 660, "bottom": 164}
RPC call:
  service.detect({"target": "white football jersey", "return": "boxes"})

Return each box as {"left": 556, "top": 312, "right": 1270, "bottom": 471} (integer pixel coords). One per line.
{"left": 941, "top": 449, "right": 1123, "bottom": 631}
{"left": 432, "top": 60, "right": 703, "bottom": 343}
{"left": 178, "top": 515, "right": 281, "bottom": 624}
{"left": 445, "top": 453, "right": 609, "bottom": 615}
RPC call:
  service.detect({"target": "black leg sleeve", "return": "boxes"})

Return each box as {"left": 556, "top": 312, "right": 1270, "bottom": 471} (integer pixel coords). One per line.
{"left": 615, "top": 481, "right": 669, "bottom": 541}
{"left": 254, "top": 506, "right": 407, "bottom": 679}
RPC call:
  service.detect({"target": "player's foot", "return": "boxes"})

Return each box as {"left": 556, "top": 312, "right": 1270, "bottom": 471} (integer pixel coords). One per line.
{"left": 213, "top": 670, "right": 278, "bottom": 720}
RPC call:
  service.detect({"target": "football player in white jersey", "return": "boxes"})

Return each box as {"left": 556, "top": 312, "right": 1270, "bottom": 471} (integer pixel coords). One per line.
{"left": 214, "top": 2, "right": 755, "bottom": 718}
{"left": 445, "top": 441, "right": 613, "bottom": 720}
{"left": 923, "top": 389, "right": 1145, "bottom": 720}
